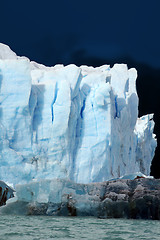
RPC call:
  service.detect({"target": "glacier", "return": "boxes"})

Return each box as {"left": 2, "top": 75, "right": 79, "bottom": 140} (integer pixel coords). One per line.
{"left": 0, "top": 43, "right": 157, "bottom": 187}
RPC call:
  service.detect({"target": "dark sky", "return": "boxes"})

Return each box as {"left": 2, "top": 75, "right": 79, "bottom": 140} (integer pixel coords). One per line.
{"left": 1, "top": 0, "right": 160, "bottom": 176}
{"left": 1, "top": 0, "right": 160, "bottom": 67}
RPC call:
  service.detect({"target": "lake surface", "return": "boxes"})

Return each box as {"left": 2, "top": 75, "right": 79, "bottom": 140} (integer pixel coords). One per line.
{"left": 0, "top": 215, "right": 160, "bottom": 240}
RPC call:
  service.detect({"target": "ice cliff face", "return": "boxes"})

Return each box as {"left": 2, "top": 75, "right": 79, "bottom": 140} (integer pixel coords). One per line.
{"left": 0, "top": 43, "right": 157, "bottom": 185}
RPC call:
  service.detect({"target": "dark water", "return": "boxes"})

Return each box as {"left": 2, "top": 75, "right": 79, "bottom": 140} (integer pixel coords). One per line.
{"left": 0, "top": 215, "right": 160, "bottom": 240}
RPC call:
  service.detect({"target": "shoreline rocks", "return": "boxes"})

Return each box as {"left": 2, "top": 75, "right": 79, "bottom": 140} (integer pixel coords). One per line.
{"left": 1, "top": 178, "right": 160, "bottom": 219}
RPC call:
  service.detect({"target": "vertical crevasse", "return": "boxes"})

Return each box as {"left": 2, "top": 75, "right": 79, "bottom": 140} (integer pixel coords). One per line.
{"left": 0, "top": 43, "right": 157, "bottom": 185}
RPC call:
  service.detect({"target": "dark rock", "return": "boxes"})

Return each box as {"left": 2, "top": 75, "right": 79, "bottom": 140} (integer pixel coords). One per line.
{"left": 2, "top": 178, "right": 160, "bottom": 219}
{"left": 0, "top": 181, "right": 15, "bottom": 206}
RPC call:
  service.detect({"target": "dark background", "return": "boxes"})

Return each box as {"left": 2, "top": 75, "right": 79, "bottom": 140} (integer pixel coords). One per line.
{"left": 1, "top": 0, "right": 160, "bottom": 177}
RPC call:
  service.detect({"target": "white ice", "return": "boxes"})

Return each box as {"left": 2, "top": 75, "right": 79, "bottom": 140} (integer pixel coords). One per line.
{"left": 0, "top": 43, "right": 157, "bottom": 187}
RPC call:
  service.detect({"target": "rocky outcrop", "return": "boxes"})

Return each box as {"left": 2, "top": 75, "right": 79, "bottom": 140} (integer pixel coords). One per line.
{"left": 100, "top": 178, "right": 160, "bottom": 219}
{"left": 0, "top": 181, "right": 15, "bottom": 206}
{"left": 1, "top": 178, "right": 160, "bottom": 219}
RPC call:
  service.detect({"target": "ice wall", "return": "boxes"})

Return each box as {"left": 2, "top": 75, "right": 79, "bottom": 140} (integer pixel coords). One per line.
{"left": 0, "top": 43, "right": 157, "bottom": 185}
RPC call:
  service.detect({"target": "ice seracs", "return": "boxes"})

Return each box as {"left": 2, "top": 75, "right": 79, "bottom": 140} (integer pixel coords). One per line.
{"left": 0, "top": 43, "right": 157, "bottom": 186}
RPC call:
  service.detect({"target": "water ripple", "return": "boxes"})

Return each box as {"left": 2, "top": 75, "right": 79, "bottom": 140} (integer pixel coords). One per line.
{"left": 0, "top": 215, "right": 160, "bottom": 239}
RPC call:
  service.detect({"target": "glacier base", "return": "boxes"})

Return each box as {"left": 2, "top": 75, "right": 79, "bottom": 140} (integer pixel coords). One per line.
{"left": 1, "top": 177, "right": 160, "bottom": 220}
